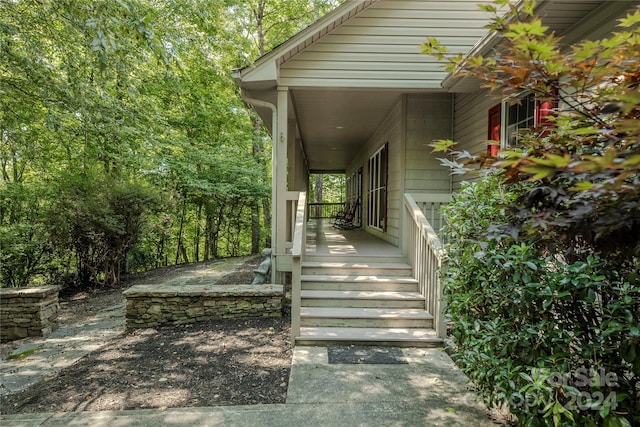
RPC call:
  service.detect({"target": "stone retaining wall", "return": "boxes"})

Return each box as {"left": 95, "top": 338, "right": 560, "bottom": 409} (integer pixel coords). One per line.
{"left": 123, "top": 284, "right": 283, "bottom": 328}
{"left": 0, "top": 286, "right": 60, "bottom": 342}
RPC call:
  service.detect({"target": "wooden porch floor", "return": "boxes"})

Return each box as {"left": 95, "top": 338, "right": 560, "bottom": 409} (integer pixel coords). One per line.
{"left": 305, "top": 220, "right": 402, "bottom": 257}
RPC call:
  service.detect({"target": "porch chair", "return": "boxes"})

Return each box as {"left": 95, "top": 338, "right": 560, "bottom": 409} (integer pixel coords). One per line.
{"left": 332, "top": 199, "right": 360, "bottom": 230}
{"left": 329, "top": 200, "right": 352, "bottom": 226}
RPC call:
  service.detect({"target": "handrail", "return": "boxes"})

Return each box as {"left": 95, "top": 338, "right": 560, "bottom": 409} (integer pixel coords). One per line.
{"left": 291, "top": 191, "right": 307, "bottom": 345}
{"left": 411, "top": 193, "right": 451, "bottom": 238}
{"left": 284, "top": 191, "right": 301, "bottom": 252}
{"left": 307, "top": 202, "right": 344, "bottom": 220}
{"left": 403, "top": 193, "right": 448, "bottom": 340}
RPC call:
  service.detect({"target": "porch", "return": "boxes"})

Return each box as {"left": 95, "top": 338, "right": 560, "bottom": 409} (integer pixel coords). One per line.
{"left": 305, "top": 219, "right": 402, "bottom": 258}
{"left": 289, "top": 193, "right": 449, "bottom": 347}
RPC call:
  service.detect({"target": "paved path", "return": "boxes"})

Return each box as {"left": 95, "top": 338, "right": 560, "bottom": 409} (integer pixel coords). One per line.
{"left": 1, "top": 254, "right": 494, "bottom": 425}
{"left": 1, "top": 304, "right": 125, "bottom": 397}
{"left": 2, "top": 346, "right": 493, "bottom": 426}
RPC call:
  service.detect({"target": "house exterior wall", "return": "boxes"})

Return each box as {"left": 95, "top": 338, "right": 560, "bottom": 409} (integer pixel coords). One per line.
{"left": 451, "top": 89, "right": 500, "bottom": 190}
{"left": 448, "top": 2, "right": 636, "bottom": 190}
{"left": 345, "top": 93, "right": 453, "bottom": 248}
{"left": 288, "top": 136, "right": 309, "bottom": 192}
{"left": 346, "top": 95, "right": 403, "bottom": 246}
{"left": 279, "top": 0, "right": 491, "bottom": 89}
{"left": 405, "top": 94, "right": 453, "bottom": 195}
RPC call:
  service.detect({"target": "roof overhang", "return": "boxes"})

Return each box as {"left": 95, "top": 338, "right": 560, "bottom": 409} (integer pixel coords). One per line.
{"left": 231, "top": 0, "right": 500, "bottom": 171}
{"left": 233, "top": 1, "right": 382, "bottom": 164}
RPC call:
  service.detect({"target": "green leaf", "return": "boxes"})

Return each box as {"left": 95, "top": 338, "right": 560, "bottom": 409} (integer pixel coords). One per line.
{"left": 618, "top": 10, "right": 640, "bottom": 28}
{"left": 478, "top": 4, "right": 497, "bottom": 13}
{"left": 519, "top": 372, "right": 533, "bottom": 382}
{"left": 604, "top": 415, "right": 632, "bottom": 427}
{"left": 521, "top": 165, "right": 555, "bottom": 181}
{"left": 529, "top": 153, "right": 571, "bottom": 168}
{"left": 430, "top": 139, "right": 457, "bottom": 152}
{"left": 570, "top": 181, "right": 594, "bottom": 191}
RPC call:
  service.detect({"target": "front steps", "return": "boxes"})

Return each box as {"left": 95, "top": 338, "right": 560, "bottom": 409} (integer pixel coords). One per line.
{"left": 296, "top": 255, "right": 443, "bottom": 347}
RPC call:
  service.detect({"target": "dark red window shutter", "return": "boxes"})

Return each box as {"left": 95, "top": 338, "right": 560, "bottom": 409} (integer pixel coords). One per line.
{"left": 536, "top": 98, "right": 557, "bottom": 127}
{"left": 536, "top": 85, "right": 558, "bottom": 131}
{"left": 488, "top": 104, "right": 501, "bottom": 141}
{"left": 488, "top": 104, "right": 501, "bottom": 156}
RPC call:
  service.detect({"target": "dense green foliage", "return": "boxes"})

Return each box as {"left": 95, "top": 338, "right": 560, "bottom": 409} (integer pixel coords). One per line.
{"left": 309, "top": 174, "right": 346, "bottom": 204}
{"left": 443, "top": 176, "right": 638, "bottom": 426}
{"left": 0, "top": 0, "right": 342, "bottom": 288}
{"left": 424, "top": 1, "right": 640, "bottom": 425}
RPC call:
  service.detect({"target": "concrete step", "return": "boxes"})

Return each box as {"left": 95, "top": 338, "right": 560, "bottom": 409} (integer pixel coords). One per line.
{"left": 302, "top": 261, "right": 413, "bottom": 277}
{"left": 300, "top": 307, "right": 434, "bottom": 328}
{"left": 301, "top": 275, "right": 418, "bottom": 292}
{"left": 296, "top": 326, "right": 443, "bottom": 347}
{"left": 301, "top": 290, "right": 424, "bottom": 309}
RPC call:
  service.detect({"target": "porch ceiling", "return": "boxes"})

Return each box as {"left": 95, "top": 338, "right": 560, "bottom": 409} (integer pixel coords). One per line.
{"left": 291, "top": 88, "right": 404, "bottom": 173}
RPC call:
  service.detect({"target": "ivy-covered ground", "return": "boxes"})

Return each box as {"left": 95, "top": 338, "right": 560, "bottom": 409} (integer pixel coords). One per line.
{"left": 1, "top": 257, "right": 293, "bottom": 414}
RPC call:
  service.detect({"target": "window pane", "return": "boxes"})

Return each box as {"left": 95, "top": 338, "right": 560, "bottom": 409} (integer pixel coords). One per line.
{"left": 367, "top": 145, "right": 388, "bottom": 230}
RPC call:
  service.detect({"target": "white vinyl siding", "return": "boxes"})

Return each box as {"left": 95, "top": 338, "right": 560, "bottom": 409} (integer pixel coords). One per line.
{"left": 404, "top": 94, "right": 452, "bottom": 195}
{"left": 346, "top": 96, "right": 402, "bottom": 246}
{"left": 345, "top": 93, "right": 454, "bottom": 247}
{"left": 279, "top": 0, "right": 492, "bottom": 89}
{"left": 451, "top": 90, "right": 499, "bottom": 190}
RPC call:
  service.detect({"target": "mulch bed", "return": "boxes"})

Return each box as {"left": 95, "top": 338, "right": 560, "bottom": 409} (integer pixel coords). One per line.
{"left": 0, "top": 257, "right": 293, "bottom": 414}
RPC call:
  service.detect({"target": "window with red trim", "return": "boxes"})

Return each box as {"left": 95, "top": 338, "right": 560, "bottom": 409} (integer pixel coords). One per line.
{"left": 488, "top": 92, "right": 558, "bottom": 149}
{"left": 506, "top": 93, "right": 536, "bottom": 146}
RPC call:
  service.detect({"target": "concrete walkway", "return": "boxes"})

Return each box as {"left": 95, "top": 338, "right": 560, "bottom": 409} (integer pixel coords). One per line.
{"left": 0, "top": 304, "right": 125, "bottom": 397}
{"left": 1, "top": 253, "right": 493, "bottom": 425}
{"left": 1, "top": 345, "right": 492, "bottom": 426}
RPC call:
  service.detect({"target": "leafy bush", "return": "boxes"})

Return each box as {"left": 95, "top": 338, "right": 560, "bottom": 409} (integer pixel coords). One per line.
{"left": 443, "top": 174, "right": 639, "bottom": 426}
{"left": 0, "top": 182, "right": 53, "bottom": 287}
{"left": 45, "top": 171, "right": 160, "bottom": 288}
{"left": 425, "top": 1, "right": 640, "bottom": 258}
{"left": 423, "top": 2, "right": 639, "bottom": 424}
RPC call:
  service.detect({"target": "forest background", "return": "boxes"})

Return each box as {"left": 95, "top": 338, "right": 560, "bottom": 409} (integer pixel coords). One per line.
{"left": 0, "top": 0, "right": 345, "bottom": 289}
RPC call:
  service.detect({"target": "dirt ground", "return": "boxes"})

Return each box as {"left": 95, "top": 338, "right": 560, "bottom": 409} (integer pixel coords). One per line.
{"left": 1, "top": 257, "right": 292, "bottom": 414}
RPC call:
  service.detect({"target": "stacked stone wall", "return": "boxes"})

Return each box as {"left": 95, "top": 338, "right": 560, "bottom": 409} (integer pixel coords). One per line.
{"left": 0, "top": 286, "right": 60, "bottom": 342}
{"left": 123, "top": 284, "right": 283, "bottom": 328}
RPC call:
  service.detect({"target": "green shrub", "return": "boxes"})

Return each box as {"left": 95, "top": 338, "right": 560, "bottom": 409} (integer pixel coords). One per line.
{"left": 0, "top": 182, "right": 54, "bottom": 287}
{"left": 443, "top": 174, "right": 639, "bottom": 426}
{"left": 45, "top": 171, "right": 160, "bottom": 288}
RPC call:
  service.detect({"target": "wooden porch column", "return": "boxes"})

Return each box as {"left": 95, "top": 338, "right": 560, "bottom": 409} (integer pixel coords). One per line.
{"left": 274, "top": 87, "right": 289, "bottom": 283}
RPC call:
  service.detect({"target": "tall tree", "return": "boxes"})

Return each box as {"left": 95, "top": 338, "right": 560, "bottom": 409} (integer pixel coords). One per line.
{"left": 0, "top": 0, "right": 345, "bottom": 287}
{"left": 226, "top": 0, "right": 344, "bottom": 252}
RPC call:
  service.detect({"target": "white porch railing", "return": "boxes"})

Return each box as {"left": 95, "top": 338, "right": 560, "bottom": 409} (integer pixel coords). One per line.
{"left": 411, "top": 193, "right": 451, "bottom": 238}
{"left": 291, "top": 191, "right": 307, "bottom": 344}
{"left": 307, "top": 202, "right": 344, "bottom": 220}
{"left": 285, "top": 191, "right": 302, "bottom": 252}
{"left": 403, "top": 193, "right": 450, "bottom": 340}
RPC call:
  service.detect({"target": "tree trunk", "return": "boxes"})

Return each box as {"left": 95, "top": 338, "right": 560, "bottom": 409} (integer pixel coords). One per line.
{"left": 179, "top": 244, "right": 189, "bottom": 264}
{"left": 254, "top": 2, "right": 271, "bottom": 248}
{"left": 194, "top": 203, "right": 202, "bottom": 262}
{"left": 175, "top": 195, "right": 187, "bottom": 265}
{"left": 251, "top": 203, "right": 260, "bottom": 254}
{"left": 315, "top": 174, "right": 324, "bottom": 218}
{"left": 204, "top": 212, "right": 211, "bottom": 261}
